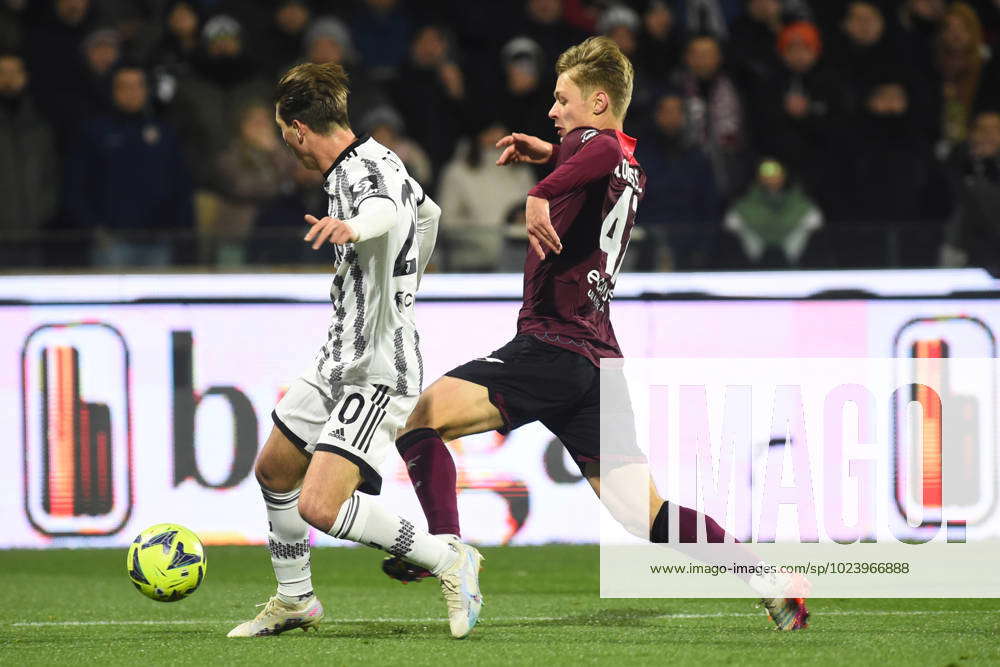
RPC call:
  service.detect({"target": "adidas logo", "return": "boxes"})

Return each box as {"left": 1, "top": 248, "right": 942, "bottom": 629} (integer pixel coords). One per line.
{"left": 328, "top": 427, "right": 346, "bottom": 441}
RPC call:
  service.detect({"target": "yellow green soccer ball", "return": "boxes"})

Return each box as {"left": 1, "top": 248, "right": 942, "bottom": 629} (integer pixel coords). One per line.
{"left": 126, "top": 523, "right": 207, "bottom": 602}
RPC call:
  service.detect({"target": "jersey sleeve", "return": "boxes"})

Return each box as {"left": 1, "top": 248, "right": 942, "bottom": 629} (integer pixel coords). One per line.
{"left": 347, "top": 159, "right": 396, "bottom": 213}
{"left": 347, "top": 196, "right": 397, "bottom": 243}
{"left": 528, "top": 134, "right": 620, "bottom": 200}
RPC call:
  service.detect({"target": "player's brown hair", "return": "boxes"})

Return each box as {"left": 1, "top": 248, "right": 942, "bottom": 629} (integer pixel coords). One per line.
{"left": 274, "top": 62, "right": 350, "bottom": 134}
{"left": 555, "top": 36, "right": 635, "bottom": 119}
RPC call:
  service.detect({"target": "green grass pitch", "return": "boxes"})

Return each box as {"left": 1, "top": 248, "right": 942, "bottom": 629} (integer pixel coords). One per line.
{"left": 2, "top": 545, "right": 998, "bottom": 665}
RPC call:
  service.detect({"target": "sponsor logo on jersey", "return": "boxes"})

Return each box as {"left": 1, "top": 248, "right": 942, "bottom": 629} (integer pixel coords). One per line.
{"left": 580, "top": 129, "right": 598, "bottom": 143}
{"left": 394, "top": 291, "right": 414, "bottom": 310}
{"left": 328, "top": 427, "right": 346, "bottom": 441}
{"left": 586, "top": 269, "right": 615, "bottom": 313}
{"left": 21, "top": 322, "right": 134, "bottom": 536}
{"left": 351, "top": 175, "right": 378, "bottom": 198}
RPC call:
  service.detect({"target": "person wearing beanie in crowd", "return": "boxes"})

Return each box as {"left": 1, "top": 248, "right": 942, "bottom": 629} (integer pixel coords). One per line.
{"left": 497, "top": 36, "right": 557, "bottom": 145}
{"left": 167, "top": 13, "right": 270, "bottom": 187}
{"left": 749, "top": 20, "right": 852, "bottom": 221}
{"left": 304, "top": 15, "right": 387, "bottom": 124}
{"left": 723, "top": 158, "right": 823, "bottom": 267}
{"left": 599, "top": 4, "right": 656, "bottom": 129}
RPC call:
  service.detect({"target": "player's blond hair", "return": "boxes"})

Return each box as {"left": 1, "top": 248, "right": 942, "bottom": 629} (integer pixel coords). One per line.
{"left": 274, "top": 62, "right": 350, "bottom": 134}
{"left": 555, "top": 36, "right": 635, "bottom": 119}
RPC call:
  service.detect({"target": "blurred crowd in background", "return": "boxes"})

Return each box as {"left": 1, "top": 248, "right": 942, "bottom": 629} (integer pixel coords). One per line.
{"left": 1, "top": 0, "right": 999, "bottom": 273}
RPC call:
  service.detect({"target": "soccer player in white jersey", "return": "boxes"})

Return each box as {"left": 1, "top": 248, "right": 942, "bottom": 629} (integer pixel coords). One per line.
{"left": 227, "top": 62, "right": 483, "bottom": 639}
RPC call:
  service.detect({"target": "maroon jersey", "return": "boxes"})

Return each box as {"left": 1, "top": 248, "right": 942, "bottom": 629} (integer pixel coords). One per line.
{"left": 517, "top": 126, "right": 645, "bottom": 365}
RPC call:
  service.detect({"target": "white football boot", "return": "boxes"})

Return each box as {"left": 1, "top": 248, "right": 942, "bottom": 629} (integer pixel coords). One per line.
{"left": 437, "top": 541, "right": 484, "bottom": 639}
{"left": 227, "top": 594, "right": 324, "bottom": 637}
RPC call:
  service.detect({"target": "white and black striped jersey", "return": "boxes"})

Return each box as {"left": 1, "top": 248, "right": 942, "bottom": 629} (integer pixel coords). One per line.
{"left": 315, "top": 135, "right": 434, "bottom": 397}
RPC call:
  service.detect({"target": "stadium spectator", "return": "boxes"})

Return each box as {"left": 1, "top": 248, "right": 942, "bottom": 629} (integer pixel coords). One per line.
{"left": 98, "top": 0, "right": 157, "bottom": 63}
{"left": 521, "top": 0, "right": 588, "bottom": 69}
{"left": 78, "top": 27, "right": 120, "bottom": 116}
{"left": 967, "top": 0, "right": 1000, "bottom": 45}
{"left": 350, "top": 0, "right": 411, "bottom": 81}
{"left": 667, "top": 0, "right": 743, "bottom": 39}
{"left": 599, "top": 5, "right": 655, "bottom": 127}
{"left": 0, "top": 50, "right": 59, "bottom": 267}
{"left": 496, "top": 37, "right": 554, "bottom": 144}
{"left": 305, "top": 16, "right": 354, "bottom": 66}
{"left": 895, "top": 0, "right": 948, "bottom": 146}
{"left": 167, "top": 14, "right": 270, "bottom": 187}
{"left": 64, "top": 64, "right": 193, "bottom": 268}
{"left": 261, "top": 0, "right": 311, "bottom": 79}
{"left": 0, "top": 0, "right": 25, "bottom": 50}
{"left": 899, "top": 0, "right": 948, "bottom": 74}
{"left": 211, "top": 101, "right": 300, "bottom": 266}
{"left": 25, "top": 0, "right": 98, "bottom": 148}
{"left": 934, "top": 2, "right": 998, "bottom": 153}
{"left": 390, "top": 24, "right": 469, "bottom": 178}
{"left": 829, "top": 2, "right": 906, "bottom": 107}
{"left": 305, "top": 16, "right": 385, "bottom": 126}
{"left": 723, "top": 158, "right": 823, "bottom": 267}
{"left": 728, "top": 0, "right": 786, "bottom": 92}
{"left": 599, "top": 5, "right": 640, "bottom": 58}
{"left": 845, "top": 76, "right": 944, "bottom": 266}
{"left": 559, "top": 0, "right": 600, "bottom": 33}
{"left": 749, "top": 21, "right": 851, "bottom": 220}
{"left": 942, "top": 110, "right": 1000, "bottom": 272}
{"left": 82, "top": 26, "right": 119, "bottom": 78}
{"left": 154, "top": 0, "right": 200, "bottom": 74}
{"left": 636, "top": 91, "right": 721, "bottom": 270}
{"left": 670, "top": 34, "right": 750, "bottom": 199}
{"left": 437, "top": 121, "right": 534, "bottom": 271}
{"left": 634, "top": 0, "right": 684, "bottom": 82}
{"left": 361, "top": 105, "right": 433, "bottom": 186}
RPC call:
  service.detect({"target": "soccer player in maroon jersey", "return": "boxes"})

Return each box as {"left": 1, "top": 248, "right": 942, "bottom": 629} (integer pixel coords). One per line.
{"left": 389, "top": 37, "right": 809, "bottom": 630}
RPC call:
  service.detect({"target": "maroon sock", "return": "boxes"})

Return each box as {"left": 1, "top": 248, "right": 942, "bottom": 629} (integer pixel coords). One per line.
{"left": 395, "top": 428, "right": 461, "bottom": 537}
{"left": 650, "top": 502, "right": 759, "bottom": 582}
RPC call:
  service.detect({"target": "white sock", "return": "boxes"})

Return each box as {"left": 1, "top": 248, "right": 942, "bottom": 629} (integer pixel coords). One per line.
{"left": 330, "top": 493, "right": 458, "bottom": 575}
{"left": 261, "top": 486, "right": 314, "bottom": 602}
{"left": 747, "top": 561, "right": 790, "bottom": 598}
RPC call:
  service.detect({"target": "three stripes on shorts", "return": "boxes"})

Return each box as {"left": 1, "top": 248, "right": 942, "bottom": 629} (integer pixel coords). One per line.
{"left": 349, "top": 385, "right": 389, "bottom": 454}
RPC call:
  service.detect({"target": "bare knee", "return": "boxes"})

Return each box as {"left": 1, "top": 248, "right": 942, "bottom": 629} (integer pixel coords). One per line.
{"left": 403, "top": 392, "right": 436, "bottom": 432}
{"left": 402, "top": 378, "right": 498, "bottom": 442}
{"left": 254, "top": 455, "right": 301, "bottom": 493}
{"left": 254, "top": 427, "right": 308, "bottom": 492}
{"left": 298, "top": 485, "right": 353, "bottom": 533}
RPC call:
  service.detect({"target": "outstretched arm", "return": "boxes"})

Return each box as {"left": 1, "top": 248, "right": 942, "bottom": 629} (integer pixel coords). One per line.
{"left": 495, "top": 132, "right": 555, "bottom": 166}
{"left": 303, "top": 197, "right": 397, "bottom": 248}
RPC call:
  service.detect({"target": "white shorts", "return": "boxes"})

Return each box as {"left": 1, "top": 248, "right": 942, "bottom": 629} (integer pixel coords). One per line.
{"left": 272, "top": 374, "right": 415, "bottom": 495}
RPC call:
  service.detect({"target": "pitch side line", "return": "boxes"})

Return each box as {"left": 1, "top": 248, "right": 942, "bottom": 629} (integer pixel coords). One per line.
{"left": 11, "top": 609, "right": 999, "bottom": 627}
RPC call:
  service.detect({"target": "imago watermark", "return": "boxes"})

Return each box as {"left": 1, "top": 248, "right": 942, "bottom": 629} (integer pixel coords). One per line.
{"left": 598, "top": 358, "right": 999, "bottom": 598}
